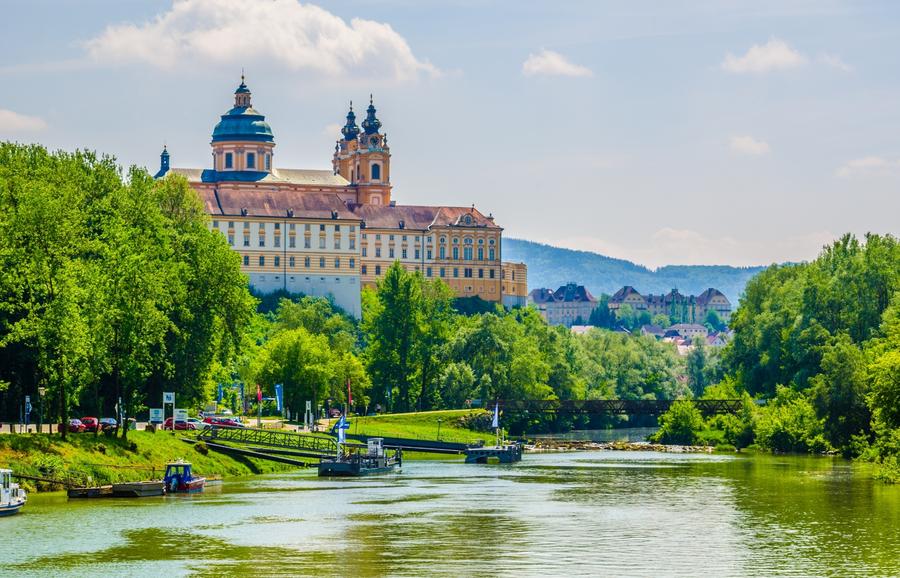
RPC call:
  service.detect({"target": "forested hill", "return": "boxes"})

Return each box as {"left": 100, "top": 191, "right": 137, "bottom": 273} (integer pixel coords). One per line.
{"left": 503, "top": 239, "right": 767, "bottom": 303}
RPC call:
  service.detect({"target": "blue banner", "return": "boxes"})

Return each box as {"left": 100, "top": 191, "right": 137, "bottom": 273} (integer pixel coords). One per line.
{"left": 274, "top": 383, "right": 283, "bottom": 412}
{"left": 216, "top": 383, "right": 223, "bottom": 403}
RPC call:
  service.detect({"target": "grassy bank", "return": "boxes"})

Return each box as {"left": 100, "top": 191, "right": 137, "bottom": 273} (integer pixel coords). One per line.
{"left": 330, "top": 409, "right": 497, "bottom": 446}
{"left": 0, "top": 431, "right": 298, "bottom": 492}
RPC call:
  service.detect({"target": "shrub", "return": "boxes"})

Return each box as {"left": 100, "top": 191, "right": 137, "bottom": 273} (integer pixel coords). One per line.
{"left": 194, "top": 442, "right": 209, "bottom": 456}
{"left": 651, "top": 400, "right": 704, "bottom": 445}
{"left": 755, "top": 386, "right": 833, "bottom": 453}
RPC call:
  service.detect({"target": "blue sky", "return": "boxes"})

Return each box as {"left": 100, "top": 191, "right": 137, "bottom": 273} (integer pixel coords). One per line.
{"left": 2, "top": 0, "right": 899, "bottom": 267}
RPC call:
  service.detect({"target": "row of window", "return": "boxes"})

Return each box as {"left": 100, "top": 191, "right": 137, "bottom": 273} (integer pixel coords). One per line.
{"left": 243, "top": 255, "right": 356, "bottom": 269}
{"left": 359, "top": 265, "right": 496, "bottom": 280}
{"left": 222, "top": 151, "right": 271, "bottom": 171}
{"left": 359, "top": 246, "right": 496, "bottom": 261}
{"left": 214, "top": 221, "right": 358, "bottom": 234}
{"left": 360, "top": 233, "right": 496, "bottom": 246}
{"left": 231, "top": 233, "right": 356, "bottom": 250}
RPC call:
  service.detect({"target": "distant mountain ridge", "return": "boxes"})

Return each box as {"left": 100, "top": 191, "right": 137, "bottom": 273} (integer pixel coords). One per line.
{"left": 503, "top": 239, "right": 767, "bottom": 304}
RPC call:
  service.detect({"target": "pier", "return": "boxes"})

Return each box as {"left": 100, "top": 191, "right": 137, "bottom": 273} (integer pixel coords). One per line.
{"left": 464, "top": 444, "right": 523, "bottom": 464}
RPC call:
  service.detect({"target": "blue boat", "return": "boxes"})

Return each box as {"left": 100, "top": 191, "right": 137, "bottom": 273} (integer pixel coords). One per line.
{"left": 163, "top": 461, "right": 206, "bottom": 494}
{"left": 0, "top": 469, "right": 27, "bottom": 516}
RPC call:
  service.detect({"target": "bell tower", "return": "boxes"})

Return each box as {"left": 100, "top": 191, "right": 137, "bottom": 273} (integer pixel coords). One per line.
{"left": 354, "top": 95, "right": 391, "bottom": 205}
{"left": 333, "top": 101, "right": 360, "bottom": 183}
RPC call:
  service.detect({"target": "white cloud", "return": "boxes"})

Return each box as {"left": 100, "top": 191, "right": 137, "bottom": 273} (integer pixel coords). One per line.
{"left": 722, "top": 38, "right": 806, "bottom": 73}
{"left": 819, "top": 53, "right": 852, "bottom": 72}
{"left": 729, "top": 135, "right": 770, "bottom": 156}
{"left": 542, "top": 228, "right": 836, "bottom": 269}
{"left": 322, "top": 122, "right": 342, "bottom": 137}
{"left": 83, "top": 0, "right": 438, "bottom": 81}
{"left": 0, "top": 109, "right": 47, "bottom": 132}
{"left": 522, "top": 49, "right": 592, "bottom": 78}
{"left": 836, "top": 156, "right": 900, "bottom": 178}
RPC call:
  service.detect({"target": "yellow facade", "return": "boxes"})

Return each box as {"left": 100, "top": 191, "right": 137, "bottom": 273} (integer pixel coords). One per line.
{"left": 158, "top": 79, "right": 526, "bottom": 315}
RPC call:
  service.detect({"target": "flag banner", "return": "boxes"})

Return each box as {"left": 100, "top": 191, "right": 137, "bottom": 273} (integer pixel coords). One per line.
{"left": 216, "top": 383, "right": 223, "bottom": 403}
{"left": 492, "top": 403, "right": 499, "bottom": 429}
{"left": 331, "top": 414, "right": 351, "bottom": 433}
{"left": 256, "top": 383, "right": 262, "bottom": 403}
{"left": 274, "top": 383, "right": 283, "bottom": 412}
{"left": 347, "top": 379, "right": 353, "bottom": 406}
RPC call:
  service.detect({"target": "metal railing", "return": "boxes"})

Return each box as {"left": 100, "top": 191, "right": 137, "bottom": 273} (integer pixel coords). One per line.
{"left": 493, "top": 399, "right": 744, "bottom": 416}
{"left": 198, "top": 425, "right": 337, "bottom": 456}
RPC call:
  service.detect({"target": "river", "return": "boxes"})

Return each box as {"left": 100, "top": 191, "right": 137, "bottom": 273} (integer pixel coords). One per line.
{"left": 5, "top": 450, "right": 900, "bottom": 577}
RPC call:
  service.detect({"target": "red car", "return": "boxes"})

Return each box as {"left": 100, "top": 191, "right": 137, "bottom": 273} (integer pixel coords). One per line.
{"left": 81, "top": 417, "right": 99, "bottom": 433}
{"left": 202, "top": 416, "right": 243, "bottom": 428}
{"left": 163, "top": 417, "right": 196, "bottom": 431}
{"left": 66, "top": 418, "right": 86, "bottom": 433}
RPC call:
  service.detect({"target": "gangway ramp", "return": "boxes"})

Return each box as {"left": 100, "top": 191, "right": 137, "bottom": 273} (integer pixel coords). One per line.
{"left": 198, "top": 426, "right": 337, "bottom": 458}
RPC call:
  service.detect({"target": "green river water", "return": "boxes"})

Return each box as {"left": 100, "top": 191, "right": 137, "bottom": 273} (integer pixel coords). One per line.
{"left": 4, "top": 448, "right": 900, "bottom": 577}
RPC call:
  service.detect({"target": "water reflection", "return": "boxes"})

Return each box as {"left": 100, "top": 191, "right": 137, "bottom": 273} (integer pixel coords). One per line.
{"left": 7, "top": 451, "right": 900, "bottom": 577}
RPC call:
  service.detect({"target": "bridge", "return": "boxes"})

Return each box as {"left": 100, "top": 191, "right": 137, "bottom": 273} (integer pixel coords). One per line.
{"left": 490, "top": 399, "right": 743, "bottom": 416}
{"left": 197, "top": 426, "right": 337, "bottom": 459}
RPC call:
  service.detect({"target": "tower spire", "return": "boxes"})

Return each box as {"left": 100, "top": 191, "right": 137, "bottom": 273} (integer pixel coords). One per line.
{"left": 341, "top": 101, "right": 360, "bottom": 141}
{"left": 234, "top": 72, "right": 251, "bottom": 108}
{"left": 362, "top": 94, "right": 381, "bottom": 135}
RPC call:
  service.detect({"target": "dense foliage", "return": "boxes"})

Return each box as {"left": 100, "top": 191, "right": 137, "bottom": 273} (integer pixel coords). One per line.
{"left": 0, "top": 144, "right": 255, "bottom": 437}
{"left": 653, "top": 234, "right": 900, "bottom": 480}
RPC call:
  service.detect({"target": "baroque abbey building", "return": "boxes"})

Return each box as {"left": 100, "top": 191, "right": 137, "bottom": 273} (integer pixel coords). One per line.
{"left": 154, "top": 78, "right": 527, "bottom": 317}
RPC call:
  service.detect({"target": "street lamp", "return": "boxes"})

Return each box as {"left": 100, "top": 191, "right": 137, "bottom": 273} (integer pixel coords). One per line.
{"left": 37, "top": 386, "right": 46, "bottom": 434}
{"left": 436, "top": 418, "right": 443, "bottom": 441}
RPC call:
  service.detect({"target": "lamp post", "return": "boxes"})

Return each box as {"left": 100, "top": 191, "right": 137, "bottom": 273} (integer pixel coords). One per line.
{"left": 436, "top": 418, "right": 443, "bottom": 442}
{"left": 37, "top": 386, "right": 46, "bottom": 434}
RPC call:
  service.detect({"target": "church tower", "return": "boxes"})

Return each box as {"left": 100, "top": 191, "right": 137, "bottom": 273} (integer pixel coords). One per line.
{"left": 333, "top": 101, "right": 360, "bottom": 184}
{"left": 332, "top": 96, "right": 392, "bottom": 205}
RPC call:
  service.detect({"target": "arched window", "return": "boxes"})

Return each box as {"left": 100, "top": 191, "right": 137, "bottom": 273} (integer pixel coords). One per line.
{"left": 371, "top": 163, "right": 381, "bottom": 180}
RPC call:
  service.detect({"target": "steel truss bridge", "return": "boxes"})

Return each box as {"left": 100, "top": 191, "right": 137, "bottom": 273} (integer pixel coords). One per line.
{"left": 197, "top": 425, "right": 337, "bottom": 458}
{"left": 491, "top": 399, "right": 743, "bottom": 416}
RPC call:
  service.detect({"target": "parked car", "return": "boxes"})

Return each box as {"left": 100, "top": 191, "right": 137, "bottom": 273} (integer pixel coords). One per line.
{"left": 99, "top": 417, "right": 117, "bottom": 432}
{"left": 202, "top": 416, "right": 244, "bottom": 428}
{"left": 163, "top": 417, "right": 196, "bottom": 431}
{"left": 328, "top": 408, "right": 342, "bottom": 418}
{"left": 81, "top": 417, "right": 99, "bottom": 433}
{"left": 66, "top": 419, "right": 86, "bottom": 433}
{"left": 219, "top": 408, "right": 234, "bottom": 416}
{"left": 186, "top": 418, "right": 206, "bottom": 430}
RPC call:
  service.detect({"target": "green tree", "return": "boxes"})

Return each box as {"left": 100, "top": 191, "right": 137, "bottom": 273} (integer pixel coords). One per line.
{"left": 652, "top": 313, "right": 671, "bottom": 328}
{"left": 650, "top": 400, "right": 704, "bottom": 445}
{"left": 363, "top": 262, "right": 422, "bottom": 411}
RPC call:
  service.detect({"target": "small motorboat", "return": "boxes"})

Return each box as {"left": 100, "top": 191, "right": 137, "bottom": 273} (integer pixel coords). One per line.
{"left": 163, "top": 461, "right": 206, "bottom": 493}
{"left": 0, "top": 469, "right": 27, "bottom": 516}
{"left": 318, "top": 438, "right": 402, "bottom": 477}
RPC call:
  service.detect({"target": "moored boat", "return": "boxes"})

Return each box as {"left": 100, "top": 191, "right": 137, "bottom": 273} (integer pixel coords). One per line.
{"left": 163, "top": 461, "right": 206, "bottom": 493}
{"left": 68, "top": 485, "right": 114, "bottom": 499}
{"left": 0, "top": 469, "right": 27, "bottom": 516}
{"left": 318, "top": 437, "right": 402, "bottom": 477}
{"left": 111, "top": 481, "right": 165, "bottom": 497}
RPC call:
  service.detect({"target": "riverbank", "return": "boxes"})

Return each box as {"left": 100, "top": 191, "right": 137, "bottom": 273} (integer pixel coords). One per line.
{"left": 333, "top": 409, "right": 496, "bottom": 445}
{"left": 0, "top": 431, "right": 297, "bottom": 492}
{"left": 529, "top": 439, "right": 717, "bottom": 453}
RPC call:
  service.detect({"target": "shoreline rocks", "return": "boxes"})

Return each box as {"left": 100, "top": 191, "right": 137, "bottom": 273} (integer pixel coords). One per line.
{"left": 526, "top": 440, "right": 714, "bottom": 454}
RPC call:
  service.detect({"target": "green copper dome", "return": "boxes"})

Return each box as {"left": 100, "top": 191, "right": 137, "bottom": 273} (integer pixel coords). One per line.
{"left": 211, "top": 79, "right": 274, "bottom": 143}
{"left": 211, "top": 108, "right": 274, "bottom": 143}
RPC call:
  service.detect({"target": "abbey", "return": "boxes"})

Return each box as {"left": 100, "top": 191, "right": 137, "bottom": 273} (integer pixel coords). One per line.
{"left": 154, "top": 78, "right": 527, "bottom": 317}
